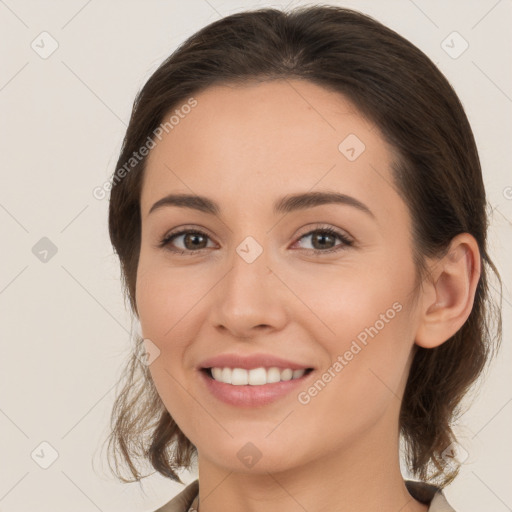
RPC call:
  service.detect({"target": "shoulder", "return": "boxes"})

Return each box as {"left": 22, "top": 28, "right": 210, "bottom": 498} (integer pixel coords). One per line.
{"left": 405, "top": 480, "right": 457, "bottom": 512}
{"left": 153, "top": 479, "right": 199, "bottom": 512}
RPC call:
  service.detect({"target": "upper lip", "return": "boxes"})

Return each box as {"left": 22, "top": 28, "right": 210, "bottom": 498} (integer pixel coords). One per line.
{"left": 199, "top": 353, "right": 314, "bottom": 371}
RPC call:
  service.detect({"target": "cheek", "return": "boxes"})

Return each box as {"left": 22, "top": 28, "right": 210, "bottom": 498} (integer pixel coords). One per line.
{"left": 292, "top": 258, "right": 416, "bottom": 409}
{"left": 135, "top": 255, "right": 200, "bottom": 340}
{"left": 288, "top": 255, "right": 413, "bottom": 344}
{"left": 135, "top": 260, "right": 207, "bottom": 425}
{"left": 293, "top": 301, "right": 414, "bottom": 453}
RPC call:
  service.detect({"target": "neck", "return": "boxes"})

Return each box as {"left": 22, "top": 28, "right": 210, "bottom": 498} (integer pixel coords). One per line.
{"left": 195, "top": 422, "right": 428, "bottom": 512}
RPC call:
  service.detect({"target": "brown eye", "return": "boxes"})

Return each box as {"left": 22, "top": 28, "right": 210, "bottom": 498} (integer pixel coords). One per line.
{"left": 158, "top": 225, "right": 353, "bottom": 256}
{"left": 159, "top": 229, "right": 213, "bottom": 254}
{"left": 294, "top": 227, "right": 353, "bottom": 254}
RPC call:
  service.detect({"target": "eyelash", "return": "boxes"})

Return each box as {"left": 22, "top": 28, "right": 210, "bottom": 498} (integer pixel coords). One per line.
{"left": 158, "top": 225, "right": 354, "bottom": 256}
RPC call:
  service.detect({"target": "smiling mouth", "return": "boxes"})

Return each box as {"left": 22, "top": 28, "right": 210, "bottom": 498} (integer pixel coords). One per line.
{"left": 202, "top": 367, "right": 314, "bottom": 386}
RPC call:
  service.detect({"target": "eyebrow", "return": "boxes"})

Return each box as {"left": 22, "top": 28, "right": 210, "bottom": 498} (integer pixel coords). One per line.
{"left": 148, "top": 191, "right": 375, "bottom": 219}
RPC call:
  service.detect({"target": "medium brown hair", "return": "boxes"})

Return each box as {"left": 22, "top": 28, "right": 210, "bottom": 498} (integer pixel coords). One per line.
{"left": 104, "top": 5, "right": 502, "bottom": 486}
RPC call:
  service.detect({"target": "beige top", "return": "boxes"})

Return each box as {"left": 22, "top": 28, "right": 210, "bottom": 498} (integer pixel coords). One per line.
{"left": 154, "top": 479, "right": 456, "bottom": 512}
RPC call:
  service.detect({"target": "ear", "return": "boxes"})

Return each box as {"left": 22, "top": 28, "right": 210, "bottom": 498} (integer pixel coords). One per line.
{"left": 415, "top": 233, "right": 481, "bottom": 349}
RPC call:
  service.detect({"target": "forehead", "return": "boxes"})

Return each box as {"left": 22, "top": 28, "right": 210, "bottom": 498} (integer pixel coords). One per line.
{"left": 141, "top": 79, "right": 404, "bottom": 222}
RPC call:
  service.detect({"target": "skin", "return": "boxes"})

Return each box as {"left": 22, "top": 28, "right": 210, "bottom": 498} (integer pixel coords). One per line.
{"left": 135, "top": 79, "right": 480, "bottom": 512}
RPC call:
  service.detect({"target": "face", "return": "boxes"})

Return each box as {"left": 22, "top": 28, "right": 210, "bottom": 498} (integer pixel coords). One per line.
{"left": 136, "top": 79, "right": 424, "bottom": 474}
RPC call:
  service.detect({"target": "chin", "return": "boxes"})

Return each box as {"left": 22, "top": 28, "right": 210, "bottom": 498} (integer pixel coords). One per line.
{"left": 198, "top": 439, "right": 302, "bottom": 473}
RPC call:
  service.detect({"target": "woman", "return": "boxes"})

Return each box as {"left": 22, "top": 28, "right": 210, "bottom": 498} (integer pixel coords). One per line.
{"left": 104, "top": 5, "right": 502, "bottom": 511}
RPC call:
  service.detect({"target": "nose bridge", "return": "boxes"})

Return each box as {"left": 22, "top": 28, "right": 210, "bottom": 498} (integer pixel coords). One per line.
{"left": 210, "top": 231, "right": 286, "bottom": 334}
{"left": 226, "top": 233, "right": 273, "bottom": 300}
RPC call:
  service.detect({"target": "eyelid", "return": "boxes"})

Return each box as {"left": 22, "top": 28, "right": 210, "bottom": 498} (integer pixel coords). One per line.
{"left": 294, "top": 223, "right": 354, "bottom": 243}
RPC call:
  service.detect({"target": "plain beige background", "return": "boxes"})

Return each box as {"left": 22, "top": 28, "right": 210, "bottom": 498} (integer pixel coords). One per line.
{"left": 0, "top": 1, "right": 510, "bottom": 511}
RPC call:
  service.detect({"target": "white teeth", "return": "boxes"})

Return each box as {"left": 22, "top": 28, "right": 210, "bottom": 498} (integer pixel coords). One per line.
{"left": 209, "top": 366, "right": 307, "bottom": 385}
{"left": 220, "top": 367, "right": 232, "bottom": 384}
{"left": 211, "top": 367, "right": 223, "bottom": 381}
{"left": 267, "top": 367, "right": 281, "bottom": 383}
{"left": 248, "top": 367, "right": 266, "bottom": 385}
{"left": 292, "top": 369, "right": 306, "bottom": 379}
{"left": 232, "top": 368, "right": 248, "bottom": 385}
{"left": 281, "top": 368, "right": 293, "bottom": 381}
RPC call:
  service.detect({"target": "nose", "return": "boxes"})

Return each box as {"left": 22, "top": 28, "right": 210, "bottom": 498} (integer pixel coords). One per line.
{"left": 208, "top": 244, "right": 288, "bottom": 339}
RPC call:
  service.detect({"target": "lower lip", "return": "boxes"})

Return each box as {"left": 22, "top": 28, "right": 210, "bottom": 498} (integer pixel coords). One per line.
{"left": 199, "top": 369, "right": 313, "bottom": 408}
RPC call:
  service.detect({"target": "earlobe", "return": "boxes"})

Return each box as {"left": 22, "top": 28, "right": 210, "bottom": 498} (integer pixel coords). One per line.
{"left": 415, "top": 233, "right": 481, "bottom": 349}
